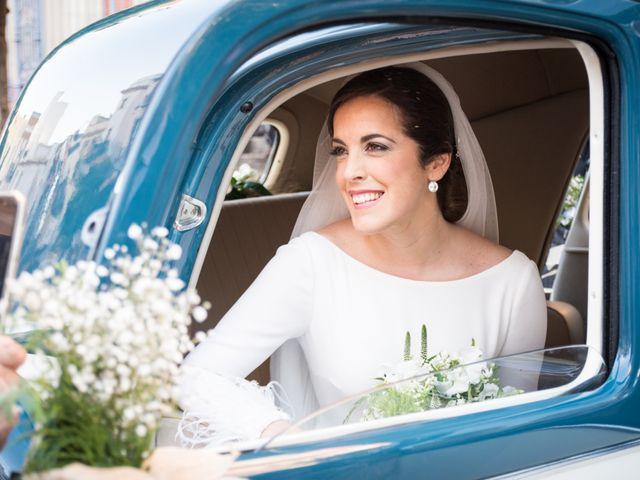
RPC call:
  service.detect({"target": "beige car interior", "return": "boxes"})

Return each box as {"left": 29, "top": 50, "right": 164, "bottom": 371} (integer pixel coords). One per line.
{"left": 194, "top": 45, "right": 590, "bottom": 385}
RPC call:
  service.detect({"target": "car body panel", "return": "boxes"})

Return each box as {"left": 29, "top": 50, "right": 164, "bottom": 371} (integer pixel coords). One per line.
{"left": 0, "top": 0, "right": 639, "bottom": 478}
{"left": 0, "top": 0, "right": 209, "bottom": 271}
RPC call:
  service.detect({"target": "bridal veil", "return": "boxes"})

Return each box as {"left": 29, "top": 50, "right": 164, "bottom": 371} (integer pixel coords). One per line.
{"left": 271, "top": 62, "right": 500, "bottom": 422}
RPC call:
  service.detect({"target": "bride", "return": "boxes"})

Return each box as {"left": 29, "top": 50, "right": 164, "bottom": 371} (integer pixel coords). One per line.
{"left": 178, "top": 63, "right": 547, "bottom": 445}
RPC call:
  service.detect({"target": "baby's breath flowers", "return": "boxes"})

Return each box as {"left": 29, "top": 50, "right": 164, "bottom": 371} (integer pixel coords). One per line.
{"left": 4, "top": 224, "right": 209, "bottom": 473}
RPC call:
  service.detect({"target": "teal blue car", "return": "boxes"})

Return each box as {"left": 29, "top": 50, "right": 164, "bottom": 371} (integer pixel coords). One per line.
{"left": 0, "top": 0, "right": 638, "bottom": 477}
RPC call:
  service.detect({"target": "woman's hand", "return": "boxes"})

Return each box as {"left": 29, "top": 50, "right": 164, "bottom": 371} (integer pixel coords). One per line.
{"left": 0, "top": 335, "right": 26, "bottom": 450}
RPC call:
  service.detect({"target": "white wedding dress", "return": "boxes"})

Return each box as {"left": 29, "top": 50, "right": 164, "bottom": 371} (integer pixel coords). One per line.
{"left": 181, "top": 231, "right": 547, "bottom": 441}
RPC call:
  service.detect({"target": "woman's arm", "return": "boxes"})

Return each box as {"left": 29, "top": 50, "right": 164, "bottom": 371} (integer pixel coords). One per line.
{"left": 499, "top": 260, "right": 548, "bottom": 391}
{"left": 178, "top": 236, "right": 313, "bottom": 446}
{"left": 183, "top": 235, "right": 313, "bottom": 376}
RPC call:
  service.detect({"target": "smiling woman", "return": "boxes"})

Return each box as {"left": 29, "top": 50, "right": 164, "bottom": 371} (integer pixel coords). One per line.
{"left": 328, "top": 66, "right": 467, "bottom": 225}
{"left": 180, "top": 63, "right": 547, "bottom": 444}
{"left": 319, "top": 66, "right": 511, "bottom": 281}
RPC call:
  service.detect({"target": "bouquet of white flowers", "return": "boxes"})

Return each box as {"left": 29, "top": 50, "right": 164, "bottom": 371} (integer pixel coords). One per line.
{"left": 2, "top": 224, "right": 208, "bottom": 474}
{"left": 351, "top": 325, "right": 522, "bottom": 422}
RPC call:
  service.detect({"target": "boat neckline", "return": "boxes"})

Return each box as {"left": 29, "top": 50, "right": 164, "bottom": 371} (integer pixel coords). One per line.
{"left": 306, "top": 231, "right": 519, "bottom": 285}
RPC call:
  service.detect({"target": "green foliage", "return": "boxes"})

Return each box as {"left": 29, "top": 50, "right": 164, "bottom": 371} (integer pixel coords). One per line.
{"left": 10, "top": 331, "right": 154, "bottom": 473}
{"left": 225, "top": 179, "right": 272, "bottom": 200}
{"left": 353, "top": 324, "right": 524, "bottom": 422}
{"left": 364, "top": 388, "right": 423, "bottom": 418}
{"left": 3, "top": 226, "right": 200, "bottom": 473}
{"left": 23, "top": 368, "right": 152, "bottom": 473}
{"left": 557, "top": 174, "right": 585, "bottom": 228}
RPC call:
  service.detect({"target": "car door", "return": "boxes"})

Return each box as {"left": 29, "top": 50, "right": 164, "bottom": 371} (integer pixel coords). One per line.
{"left": 99, "top": 1, "right": 635, "bottom": 478}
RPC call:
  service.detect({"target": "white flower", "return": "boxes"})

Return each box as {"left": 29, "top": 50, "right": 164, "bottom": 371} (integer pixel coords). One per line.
{"left": 194, "top": 331, "right": 208, "bottom": 343}
{"left": 192, "top": 306, "right": 208, "bottom": 324}
{"left": 128, "top": 224, "right": 143, "bottom": 240}
{"left": 478, "top": 382, "right": 500, "bottom": 400}
{"left": 110, "top": 272, "right": 128, "bottom": 286}
{"left": 4, "top": 223, "right": 207, "bottom": 445}
{"left": 451, "top": 347, "right": 485, "bottom": 384}
{"left": 454, "top": 345, "right": 483, "bottom": 365}
{"left": 117, "top": 330, "right": 134, "bottom": 347}
{"left": 233, "top": 163, "right": 258, "bottom": 183}
{"left": 166, "top": 277, "right": 185, "bottom": 292}
{"left": 362, "top": 329, "right": 523, "bottom": 422}
{"left": 113, "top": 288, "right": 128, "bottom": 300}
{"left": 151, "top": 226, "right": 169, "bottom": 238}
{"left": 74, "top": 381, "right": 88, "bottom": 393}
{"left": 186, "top": 291, "right": 201, "bottom": 305}
{"left": 85, "top": 275, "right": 100, "bottom": 290}
{"left": 7, "top": 278, "right": 25, "bottom": 299}
{"left": 96, "top": 265, "right": 109, "bottom": 277}
{"left": 128, "top": 258, "right": 143, "bottom": 276}
{"left": 24, "top": 291, "right": 42, "bottom": 311}
{"left": 123, "top": 407, "right": 136, "bottom": 422}
{"left": 143, "top": 238, "right": 159, "bottom": 251}
{"left": 378, "top": 359, "right": 427, "bottom": 384}
{"left": 65, "top": 266, "right": 78, "bottom": 281}
{"left": 50, "top": 332, "right": 69, "bottom": 351}
{"left": 166, "top": 244, "right": 182, "bottom": 260}
{"left": 501, "top": 386, "right": 522, "bottom": 396}
{"left": 434, "top": 371, "right": 472, "bottom": 397}
{"left": 42, "top": 266, "right": 55, "bottom": 279}
{"left": 119, "top": 377, "right": 132, "bottom": 392}
{"left": 76, "top": 344, "right": 87, "bottom": 358}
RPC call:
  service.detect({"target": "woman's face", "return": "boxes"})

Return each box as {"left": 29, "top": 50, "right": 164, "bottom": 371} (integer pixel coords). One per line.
{"left": 331, "top": 95, "right": 442, "bottom": 235}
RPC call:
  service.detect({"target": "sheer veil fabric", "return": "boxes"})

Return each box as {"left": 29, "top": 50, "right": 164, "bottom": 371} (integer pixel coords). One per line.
{"left": 271, "top": 62, "right": 500, "bottom": 421}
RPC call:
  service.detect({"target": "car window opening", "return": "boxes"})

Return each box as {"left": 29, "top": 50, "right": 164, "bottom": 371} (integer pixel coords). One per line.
{"left": 182, "top": 32, "right": 604, "bottom": 450}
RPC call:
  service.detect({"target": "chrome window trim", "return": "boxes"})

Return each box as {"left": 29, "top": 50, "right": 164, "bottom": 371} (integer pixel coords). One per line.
{"left": 572, "top": 39, "right": 605, "bottom": 356}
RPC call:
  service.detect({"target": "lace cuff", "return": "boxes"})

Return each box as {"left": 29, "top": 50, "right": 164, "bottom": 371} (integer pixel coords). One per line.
{"left": 177, "top": 366, "right": 291, "bottom": 448}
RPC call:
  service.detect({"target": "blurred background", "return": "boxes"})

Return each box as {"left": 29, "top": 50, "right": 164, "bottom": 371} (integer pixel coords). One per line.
{"left": 0, "top": 0, "right": 151, "bottom": 126}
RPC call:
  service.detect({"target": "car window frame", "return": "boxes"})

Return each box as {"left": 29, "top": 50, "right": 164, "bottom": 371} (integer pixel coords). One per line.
{"left": 187, "top": 34, "right": 607, "bottom": 452}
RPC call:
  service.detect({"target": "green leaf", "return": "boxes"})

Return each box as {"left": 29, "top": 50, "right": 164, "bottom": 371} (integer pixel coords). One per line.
{"left": 421, "top": 324, "right": 428, "bottom": 364}
{"left": 242, "top": 181, "right": 272, "bottom": 196}
{"left": 404, "top": 331, "right": 412, "bottom": 361}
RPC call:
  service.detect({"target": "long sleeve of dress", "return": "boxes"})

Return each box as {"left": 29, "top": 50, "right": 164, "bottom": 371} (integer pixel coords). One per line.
{"left": 183, "top": 235, "right": 313, "bottom": 377}
{"left": 177, "top": 236, "right": 313, "bottom": 446}
{"left": 498, "top": 259, "right": 548, "bottom": 391}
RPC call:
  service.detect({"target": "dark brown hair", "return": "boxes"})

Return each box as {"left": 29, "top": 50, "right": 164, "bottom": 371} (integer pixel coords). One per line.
{"left": 328, "top": 66, "right": 468, "bottom": 222}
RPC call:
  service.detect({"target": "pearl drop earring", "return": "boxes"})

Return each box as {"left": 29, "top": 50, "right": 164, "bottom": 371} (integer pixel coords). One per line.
{"left": 428, "top": 180, "right": 439, "bottom": 193}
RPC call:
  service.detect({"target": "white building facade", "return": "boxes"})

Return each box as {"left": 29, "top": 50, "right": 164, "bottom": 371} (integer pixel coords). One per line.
{"left": 5, "top": 0, "right": 149, "bottom": 105}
